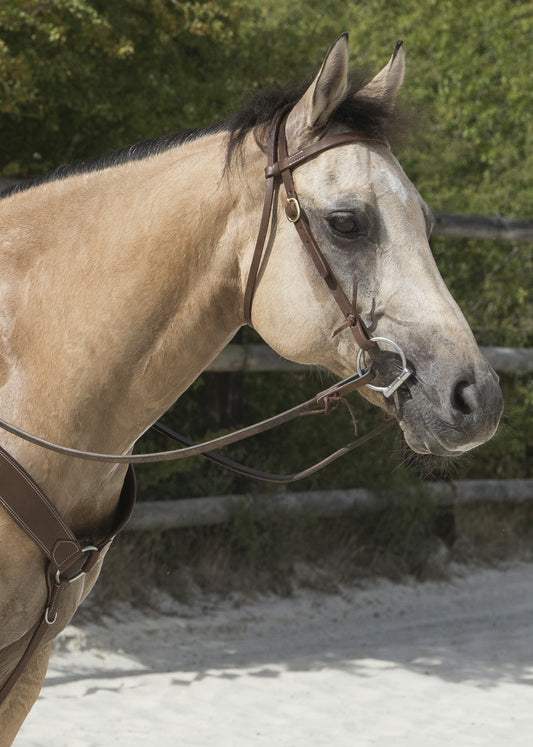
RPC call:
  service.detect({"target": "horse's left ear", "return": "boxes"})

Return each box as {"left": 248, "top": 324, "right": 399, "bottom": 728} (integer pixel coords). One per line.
{"left": 284, "top": 33, "right": 349, "bottom": 151}
{"left": 357, "top": 41, "right": 405, "bottom": 112}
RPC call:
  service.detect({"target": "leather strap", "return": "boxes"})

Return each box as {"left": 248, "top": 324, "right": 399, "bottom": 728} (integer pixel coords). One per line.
{"left": 153, "top": 412, "right": 393, "bottom": 484}
{"left": 243, "top": 106, "right": 288, "bottom": 322}
{"left": 0, "top": 459, "right": 136, "bottom": 706}
{"left": 0, "top": 445, "right": 89, "bottom": 573}
{"left": 264, "top": 131, "right": 388, "bottom": 178}
{"left": 0, "top": 369, "right": 376, "bottom": 462}
{"left": 277, "top": 117, "right": 375, "bottom": 352}
{"left": 244, "top": 107, "right": 386, "bottom": 352}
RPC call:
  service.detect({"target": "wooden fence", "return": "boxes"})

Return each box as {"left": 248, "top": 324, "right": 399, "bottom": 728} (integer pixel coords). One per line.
{"left": 207, "top": 344, "right": 533, "bottom": 374}
{"left": 125, "top": 342, "right": 532, "bottom": 532}
{"left": 125, "top": 479, "right": 533, "bottom": 532}
{"left": 433, "top": 212, "right": 533, "bottom": 241}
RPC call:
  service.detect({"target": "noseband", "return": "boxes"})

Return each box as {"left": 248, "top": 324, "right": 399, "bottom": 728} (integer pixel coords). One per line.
{"left": 243, "top": 106, "right": 386, "bottom": 351}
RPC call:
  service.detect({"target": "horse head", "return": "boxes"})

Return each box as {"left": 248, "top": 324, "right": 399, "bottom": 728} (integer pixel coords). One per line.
{"left": 246, "top": 34, "right": 503, "bottom": 456}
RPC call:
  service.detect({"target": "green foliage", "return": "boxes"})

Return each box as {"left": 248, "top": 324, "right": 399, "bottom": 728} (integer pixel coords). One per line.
{"left": 0, "top": 0, "right": 531, "bottom": 499}
{"left": 0, "top": 0, "right": 239, "bottom": 175}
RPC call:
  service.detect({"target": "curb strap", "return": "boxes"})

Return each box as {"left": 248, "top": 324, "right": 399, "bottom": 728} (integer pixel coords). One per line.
{"left": 0, "top": 453, "right": 136, "bottom": 706}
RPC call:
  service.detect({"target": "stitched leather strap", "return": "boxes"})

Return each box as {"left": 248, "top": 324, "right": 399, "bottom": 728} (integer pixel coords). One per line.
{"left": 277, "top": 117, "right": 375, "bottom": 352}
{"left": 0, "top": 445, "right": 85, "bottom": 572}
{"left": 265, "top": 131, "right": 388, "bottom": 178}
{"left": 243, "top": 106, "right": 288, "bottom": 322}
{"left": 0, "top": 460, "right": 136, "bottom": 706}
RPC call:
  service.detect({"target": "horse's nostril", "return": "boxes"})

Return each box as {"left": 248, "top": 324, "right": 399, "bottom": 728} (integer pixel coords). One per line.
{"left": 452, "top": 380, "right": 475, "bottom": 416}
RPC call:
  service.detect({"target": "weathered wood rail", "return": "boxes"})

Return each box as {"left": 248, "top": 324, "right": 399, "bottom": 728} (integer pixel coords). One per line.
{"left": 125, "top": 479, "right": 533, "bottom": 531}
{"left": 207, "top": 345, "right": 533, "bottom": 373}
{"left": 433, "top": 212, "right": 533, "bottom": 241}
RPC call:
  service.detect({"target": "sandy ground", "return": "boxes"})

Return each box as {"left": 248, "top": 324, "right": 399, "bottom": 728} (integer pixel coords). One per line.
{"left": 15, "top": 561, "right": 533, "bottom": 747}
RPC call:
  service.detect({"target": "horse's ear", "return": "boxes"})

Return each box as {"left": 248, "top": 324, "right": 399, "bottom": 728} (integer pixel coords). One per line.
{"left": 357, "top": 41, "right": 405, "bottom": 111}
{"left": 284, "top": 33, "right": 349, "bottom": 151}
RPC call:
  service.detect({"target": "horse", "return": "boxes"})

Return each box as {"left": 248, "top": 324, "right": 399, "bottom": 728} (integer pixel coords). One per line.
{"left": 0, "top": 33, "right": 502, "bottom": 743}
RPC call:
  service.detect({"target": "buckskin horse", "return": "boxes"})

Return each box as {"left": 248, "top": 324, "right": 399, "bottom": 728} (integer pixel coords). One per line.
{"left": 0, "top": 34, "right": 502, "bottom": 743}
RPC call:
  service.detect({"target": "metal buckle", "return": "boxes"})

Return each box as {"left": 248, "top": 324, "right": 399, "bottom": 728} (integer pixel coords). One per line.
{"left": 285, "top": 197, "right": 301, "bottom": 223}
{"left": 53, "top": 545, "right": 98, "bottom": 586}
{"left": 356, "top": 337, "right": 412, "bottom": 399}
{"left": 45, "top": 546, "right": 98, "bottom": 626}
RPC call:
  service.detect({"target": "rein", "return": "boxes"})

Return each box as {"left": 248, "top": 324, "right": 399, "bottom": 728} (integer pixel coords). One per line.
{"left": 0, "top": 107, "right": 404, "bottom": 707}
{"left": 0, "top": 370, "right": 383, "bottom": 464}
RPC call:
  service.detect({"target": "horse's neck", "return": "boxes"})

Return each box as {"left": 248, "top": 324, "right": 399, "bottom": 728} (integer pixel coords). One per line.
{"left": 0, "top": 131, "right": 258, "bottom": 527}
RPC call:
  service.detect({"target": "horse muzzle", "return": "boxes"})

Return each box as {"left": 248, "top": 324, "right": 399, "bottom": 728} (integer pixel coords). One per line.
{"left": 396, "top": 363, "right": 504, "bottom": 456}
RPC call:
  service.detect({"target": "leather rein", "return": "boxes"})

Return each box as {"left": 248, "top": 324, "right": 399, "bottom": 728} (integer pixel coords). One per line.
{"left": 0, "top": 108, "right": 400, "bottom": 706}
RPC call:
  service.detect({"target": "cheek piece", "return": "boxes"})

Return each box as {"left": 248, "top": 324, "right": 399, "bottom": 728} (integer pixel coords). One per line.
{"left": 243, "top": 104, "right": 413, "bottom": 398}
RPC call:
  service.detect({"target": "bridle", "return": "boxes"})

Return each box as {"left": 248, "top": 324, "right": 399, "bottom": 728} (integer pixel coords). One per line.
{"left": 244, "top": 104, "right": 381, "bottom": 351}
{"left": 243, "top": 105, "right": 412, "bottom": 398}
{"left": 0, "top": 105, "right": 413, "bottom": 706}
{"left": 0, "top": 107, "right": 410, "bottom": 466}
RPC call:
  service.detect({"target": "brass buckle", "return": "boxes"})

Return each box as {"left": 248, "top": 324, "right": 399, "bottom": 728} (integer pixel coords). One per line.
{"left": 285, "top": 197, "right": 301, "bottom": 223}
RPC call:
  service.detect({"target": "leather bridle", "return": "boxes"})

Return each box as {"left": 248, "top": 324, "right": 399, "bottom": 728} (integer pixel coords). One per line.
{"left": 244, "top": 105, "right": 386, "bottom": 351}
{"left": 0, "top": 105, "right": 409, "bottom": 706}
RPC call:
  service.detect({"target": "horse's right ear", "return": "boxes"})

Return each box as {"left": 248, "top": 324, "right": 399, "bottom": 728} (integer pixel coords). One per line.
{"left": 356, "top": 41, "right": 405, "bottom": 112}
{"left": 284, "top": 34, "right": 350, "bottom": 152}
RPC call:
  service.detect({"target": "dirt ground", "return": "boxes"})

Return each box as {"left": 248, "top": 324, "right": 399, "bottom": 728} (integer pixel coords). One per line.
{"left": 15, "top": 560, "right": 533, "bottom": 746}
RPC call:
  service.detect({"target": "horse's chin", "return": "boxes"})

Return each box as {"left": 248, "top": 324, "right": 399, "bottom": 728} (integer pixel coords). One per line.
{"left": 400, "top": 427, "right": 471, "bottom": 458}
{"left": 397, "top": 397, "right": 499, "bottom": 458}
{"left": 357, "top": 386, "right": 475, "bottom": 457}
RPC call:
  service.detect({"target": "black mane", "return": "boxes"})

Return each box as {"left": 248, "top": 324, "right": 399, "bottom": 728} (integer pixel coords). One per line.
{"left": 0, "top": 78, "right": 396, "bottom": 200}
{"left": 226, "top": 80, "right": 396, "bottom": 160}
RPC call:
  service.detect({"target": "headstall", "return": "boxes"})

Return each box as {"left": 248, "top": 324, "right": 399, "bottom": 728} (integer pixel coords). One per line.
{"left": 243, "top": 106, "right": 412, "bottom": 398}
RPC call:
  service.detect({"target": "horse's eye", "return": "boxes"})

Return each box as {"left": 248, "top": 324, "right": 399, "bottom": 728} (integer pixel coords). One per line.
{"left": 327, "top": 213, "right": 363, "bottom": 239}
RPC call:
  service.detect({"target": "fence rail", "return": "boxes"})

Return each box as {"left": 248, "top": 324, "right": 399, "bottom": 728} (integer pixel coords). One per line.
{"left": 125, "top": 479, "right": 533, "bottom": 532}
{"left": 433, "top": 213, "right": 533, "bottom": 241}
{"left": 207, "top": 345, "right": 533, "bottom": 374}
